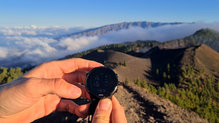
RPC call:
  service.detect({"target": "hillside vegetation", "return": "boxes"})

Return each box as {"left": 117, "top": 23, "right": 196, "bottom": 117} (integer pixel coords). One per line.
{"left": 0, "top": 67, "right": 23, "bottom": 84}
{"left": 122, "top": 44, "right": 219, "bottom": 122}
{"left": 131, "top": 65, "right": 219, "bottom": 123}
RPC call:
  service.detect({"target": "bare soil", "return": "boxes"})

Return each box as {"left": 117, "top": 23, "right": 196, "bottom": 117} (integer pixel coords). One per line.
{"left": 116, "top": 83, "right": 208, "bottom": 123}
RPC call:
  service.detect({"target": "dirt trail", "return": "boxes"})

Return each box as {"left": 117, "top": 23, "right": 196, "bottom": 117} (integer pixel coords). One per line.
{"left": 33, "top": 83, "right": 208, "bottom": 123}
{"left": 115, "top": 83, "right": 208, "bottom": 123}
{"left": 115, "top": 84, "right": 164, "bottom": 123}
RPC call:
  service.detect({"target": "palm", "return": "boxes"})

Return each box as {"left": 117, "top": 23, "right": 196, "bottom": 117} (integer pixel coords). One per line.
{"left": 0, "top": 58, "right": 102, "bottom": 123}
{"left": 23, "top": 59, "right": 102, "bottom": 119}
{"left": 31, "top": 94, "right": 61, "bottom": 118}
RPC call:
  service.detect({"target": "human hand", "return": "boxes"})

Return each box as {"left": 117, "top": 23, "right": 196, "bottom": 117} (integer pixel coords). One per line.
{"left": 0, "top": 58, "right": 103, "bottom": 123}
{"left": 92, "top": 96, "right": 127, "bottom": 123}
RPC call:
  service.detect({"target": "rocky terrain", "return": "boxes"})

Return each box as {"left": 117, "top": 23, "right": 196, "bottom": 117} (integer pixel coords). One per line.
{"left": 116, "top": 83, "right": 208, "bottom": 123}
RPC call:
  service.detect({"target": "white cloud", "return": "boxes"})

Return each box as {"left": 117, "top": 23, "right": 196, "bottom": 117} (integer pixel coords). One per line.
{"left": 58, "top": 36, "right": 99, "bottom": 51}
{"left": 100, "top": 22, "right": 219, "bottom": 42}
{"left": 0, "top": 22, "right": 219, "bottom": 68}
{"left": 0, "top": 47, "right": 8, "bottom": 58}
{"left": 0, "top": 26, "right": 85, "bottom": 67}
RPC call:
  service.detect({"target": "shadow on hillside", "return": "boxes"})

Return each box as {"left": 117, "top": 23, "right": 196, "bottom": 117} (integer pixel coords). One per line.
{"left": 122, "top": 83, "right": 167, "bottom": 122}
{"left": 144, "top": 47, "right": 186, "bottom": 86}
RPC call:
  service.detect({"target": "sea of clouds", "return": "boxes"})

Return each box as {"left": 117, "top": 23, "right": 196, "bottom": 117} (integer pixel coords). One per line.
{"left": 0, "top": 22, "right": 219, "bottom": 68}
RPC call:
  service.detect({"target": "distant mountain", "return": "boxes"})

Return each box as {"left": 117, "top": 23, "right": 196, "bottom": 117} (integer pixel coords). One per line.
{"left": 63, "top": 29, "right": 219, "bottom": 62}
{"left": 61, "top": 28, "right": 219, "bottom": 84}
{"left": 62, "top": 27, "right": 219, "bottom": 83}
{"left": 57, "top": 21, "right": 184, "bottom": 39}
{"left": 160, "top": 28, "right": 219, "bottom": 52}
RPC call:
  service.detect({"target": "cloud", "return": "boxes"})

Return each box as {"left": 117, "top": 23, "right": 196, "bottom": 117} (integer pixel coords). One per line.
{"left": 58, "top": 36, "right": 99, "bottom": 51}
{"left": 0, "top": 47, "right": 8, "bottom": 58}
{"left": 0, "top": 26, "right": 85, "bottom": 67}
{"left": 100, "top": 22, "right": 219, "bottom": 42}
{"left": 0, "top": 22, "right": 219, "bottom": 68}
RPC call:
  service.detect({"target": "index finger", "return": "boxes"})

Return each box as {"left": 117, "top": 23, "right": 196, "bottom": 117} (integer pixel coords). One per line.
{"left": 56, "top": 58, "right": 103, "bottom": 73}
{"left": 24, "top": 58, "right": 103, "bottom": 78}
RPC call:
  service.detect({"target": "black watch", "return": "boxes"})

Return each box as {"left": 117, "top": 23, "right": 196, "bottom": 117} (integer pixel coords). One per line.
{"left": 85, "top": 66, "right": 118, "bottom": 122}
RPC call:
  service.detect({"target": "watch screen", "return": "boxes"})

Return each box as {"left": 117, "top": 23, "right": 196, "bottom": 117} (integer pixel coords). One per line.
{"left": 86, "top": 67, "right": 118, "bottom": 98}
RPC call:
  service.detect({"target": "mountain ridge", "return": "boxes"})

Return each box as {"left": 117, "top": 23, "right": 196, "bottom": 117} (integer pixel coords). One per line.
{"left": 63, "top": 29, "right": 219, "bottom": 61}
{"left": 57, "top": 21, "right": 184, "bottom": 39}
{"left": 160, "top": 28, "right": 219, "bottom": 51}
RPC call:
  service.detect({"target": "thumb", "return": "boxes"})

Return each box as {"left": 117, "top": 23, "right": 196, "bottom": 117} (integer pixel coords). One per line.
{"left": 92, "top": 98, "right": 112, "bottom": 123}
{"left": 35, "top": 78, "right": 82, "bottom": 99}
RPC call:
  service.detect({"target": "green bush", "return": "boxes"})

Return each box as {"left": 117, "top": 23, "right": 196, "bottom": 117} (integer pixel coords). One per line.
{"left": 116, "top": 61, "right": 127, "bottom": 67}
{"left": 0, "top": 67, "right": 23, "bottom": 85}
{"left": 132, "top": 66, "right": 219, "bottom": 122}
{"left": 125, "top": 78, "right": 130, "bottom": 84}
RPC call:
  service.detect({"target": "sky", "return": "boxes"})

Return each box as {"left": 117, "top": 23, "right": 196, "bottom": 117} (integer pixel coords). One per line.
{"left": 0, "top": 0, "right": 219, "bottom": 27}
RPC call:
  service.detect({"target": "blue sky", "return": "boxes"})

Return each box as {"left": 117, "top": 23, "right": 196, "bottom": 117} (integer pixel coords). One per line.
{"left": 0, "top": 0, "right": 219, "bottom": 27}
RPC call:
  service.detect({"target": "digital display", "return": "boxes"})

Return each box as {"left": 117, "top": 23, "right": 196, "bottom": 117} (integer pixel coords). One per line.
{"left": 86, "top": 67, "right": 118, "bottom": 98}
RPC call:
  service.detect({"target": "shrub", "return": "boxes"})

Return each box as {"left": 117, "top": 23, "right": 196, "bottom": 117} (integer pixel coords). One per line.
{"left": 0, "top": 67, "right": 23, "bottom": 85}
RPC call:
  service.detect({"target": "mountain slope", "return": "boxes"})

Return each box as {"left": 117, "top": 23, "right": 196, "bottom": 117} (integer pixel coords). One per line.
{"left": 67, "top": 42, "right": 219, "bottom": 85}
{"left": 116, "top": 83, "right": 208, "bottom": 123}
{"left": 143, "top": 44, "right": 219, "bottom": 86}
{"left": 160, "top": 29, "right": 219, "bottom": 52}
{"left": 180, "top": 44, "right": 219, "bottom": 78}
{"left": 194, "top": 44, "right": 219, "bottom": 75}
{"left": 81, "top": 49, "right": 151, "bottom": 82}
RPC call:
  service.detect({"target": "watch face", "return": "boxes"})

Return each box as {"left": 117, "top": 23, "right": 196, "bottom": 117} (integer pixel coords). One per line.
{"left": 86, "top": 67, "right": 118, "bottom": 98}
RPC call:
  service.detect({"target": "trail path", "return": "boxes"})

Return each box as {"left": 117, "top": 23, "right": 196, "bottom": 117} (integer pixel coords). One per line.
{"left": 115, "top": 83, "right": 208, "bottom": 123}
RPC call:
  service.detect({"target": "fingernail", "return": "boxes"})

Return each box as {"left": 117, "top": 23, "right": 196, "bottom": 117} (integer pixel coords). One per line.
{"left": 98, "top": 98, "right": 111, "bottom": 111}
{"left": 70, "top": 86, "right": 81, "bottom": 97}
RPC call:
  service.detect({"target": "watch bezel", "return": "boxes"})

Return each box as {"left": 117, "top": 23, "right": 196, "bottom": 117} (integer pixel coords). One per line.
{"left": 85, "top": 66, "right": 118, "bottom": 99}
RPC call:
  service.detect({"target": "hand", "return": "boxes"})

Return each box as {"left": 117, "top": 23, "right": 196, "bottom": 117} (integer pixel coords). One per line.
{"left": 0, "top": 58, "right": 103, "bottom": 123}
{"left": 92, "top": 96, "right": 127, "bottom": 123}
